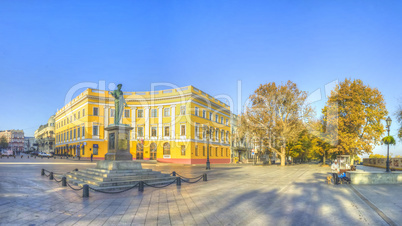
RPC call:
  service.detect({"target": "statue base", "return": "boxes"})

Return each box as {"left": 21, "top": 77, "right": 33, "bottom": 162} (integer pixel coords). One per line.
{"left": 104, "top": 124, "right": 133, "bottom": 161}
{"left": 96, "top": 160, "right": 142, "bottom": 170}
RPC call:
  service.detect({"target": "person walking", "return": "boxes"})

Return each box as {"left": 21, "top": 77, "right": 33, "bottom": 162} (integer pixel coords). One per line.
{"left": 90, "top": 153, "right": 93, "bottom": 162}
{"left": 331, "top": 160, "right": 340, "bottom": 184}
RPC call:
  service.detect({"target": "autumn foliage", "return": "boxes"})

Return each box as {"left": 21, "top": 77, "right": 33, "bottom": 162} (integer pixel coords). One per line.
{"left": 241, "top": 78, "right": 389, "bottom": 165}
{"left": 323, "top": 78, "right": 388, "bottom": 157}
{"left": 243, "top": 81, "right": 313, "bottom": 166}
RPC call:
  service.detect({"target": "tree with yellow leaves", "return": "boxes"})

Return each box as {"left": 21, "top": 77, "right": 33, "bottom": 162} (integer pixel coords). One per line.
{"left": 396, "top": 107, "right": 402, "bottom": 140}
{"left": 323, "top": 78, "right": 388, "bottom": 157}
{"left": 244, "top": 81, "right": 314, "bottom": 166}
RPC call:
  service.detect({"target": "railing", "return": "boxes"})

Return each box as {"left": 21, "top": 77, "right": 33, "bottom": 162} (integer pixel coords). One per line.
{"left": 41, "top": 169, "right": 207, "bottom": 198}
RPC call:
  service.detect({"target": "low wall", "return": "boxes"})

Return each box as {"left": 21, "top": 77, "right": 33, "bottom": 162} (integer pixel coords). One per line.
{"left": 363, "top": 158, "right": 402, "bottom": 170}
{"left": 347, "top": 171, "right": 402, "bottom": 184}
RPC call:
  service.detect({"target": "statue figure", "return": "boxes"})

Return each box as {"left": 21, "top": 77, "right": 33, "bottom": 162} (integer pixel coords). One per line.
{"left": 110, "top": 84, "right": 128, "bottom": 125}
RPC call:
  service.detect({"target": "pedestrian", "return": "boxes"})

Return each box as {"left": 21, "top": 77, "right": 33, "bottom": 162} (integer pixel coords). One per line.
{"left": 331, "top": 159, "right": 340, "bottom": 184}
{"left": 90, "top": 153, "right": 93, "bottom": 162}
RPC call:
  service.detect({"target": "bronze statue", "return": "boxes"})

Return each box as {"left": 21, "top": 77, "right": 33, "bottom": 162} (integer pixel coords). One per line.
{"left": 110, "top": 84, "right": 128, "bottom": 125}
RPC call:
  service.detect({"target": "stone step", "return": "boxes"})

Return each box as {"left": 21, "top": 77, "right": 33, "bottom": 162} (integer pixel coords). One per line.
{"left": 74, "top": 169, "right": 164, "bottom": 178}
{"left": 67, "top": 173, "right": 175, "bottom": 187}
{"left": 79, "top": 169, "right": 157, "bottom": 178}
{"left": 71, "top": 171, "right": 171, "bottom": 182}
{"left": 67, "top": 178, "right": 178, "bottom": 192}
{"left": 66, "top": 173, "right": 103, "bottom": 185}
{"left": 85, "top": 168, "right": 153, "bottom": 174}
{"left": 67, "top": 174, "right": 100, "bottom": 186}
{"left": 95, "top": 177, "right": 176, "bottom": 187}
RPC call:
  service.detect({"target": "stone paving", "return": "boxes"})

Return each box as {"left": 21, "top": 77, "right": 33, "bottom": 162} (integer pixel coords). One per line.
{"left": 0, "top": 157, "right": 400, "bottom": 225}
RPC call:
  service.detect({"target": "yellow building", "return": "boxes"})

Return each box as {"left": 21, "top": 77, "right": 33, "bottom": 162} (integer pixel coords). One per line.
{"left": 54, "top": 86, "right": 231, "bottom": 164}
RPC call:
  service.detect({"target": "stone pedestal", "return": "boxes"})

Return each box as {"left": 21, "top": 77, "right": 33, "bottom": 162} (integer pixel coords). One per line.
{"left": 96, "top": 160, "right": 142, "bottom": 170}
{"left": 104, "top": 124, "right": 133, "bottom": 161}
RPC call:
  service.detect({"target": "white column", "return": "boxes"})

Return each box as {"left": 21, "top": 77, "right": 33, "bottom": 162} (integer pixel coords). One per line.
{"left": 104, "top": 107, "right": 109, "bottom": 140}
{"left": 158, "top": 106, "right": 163, "bottom": 139}
{"left": 131, "top": 107, "right": 137, "bottom": 139}
{"left": 171, "top": 105, "right": 176, "bottom": 140}
{"left": 145, "top": 107, "right": 150, "bottom": 139}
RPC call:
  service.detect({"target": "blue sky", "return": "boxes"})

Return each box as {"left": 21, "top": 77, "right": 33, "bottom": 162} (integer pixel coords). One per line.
{"left": 1, "top": 0, "right": 401, "bottom": 157}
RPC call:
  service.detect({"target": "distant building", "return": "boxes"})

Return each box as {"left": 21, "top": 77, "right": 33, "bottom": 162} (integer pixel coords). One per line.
{"left": 0, "top": 130, "right": 25, "bottom": 154}
{"left": 230, "top": 114, "right": 253, "bottom": 163}
{"left": 230, "top": 114, "right": 276, "bottom": 164}
{"left": 34, "top": 116, "right": 55, "bottom": 153}
{"left": 24, "top": 137, "right": 35, "bottom": 152}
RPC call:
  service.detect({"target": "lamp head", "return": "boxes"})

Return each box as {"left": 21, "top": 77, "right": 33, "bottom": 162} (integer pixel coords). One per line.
{"left": 386, "top": 116, "right": 392, "bottom": 127}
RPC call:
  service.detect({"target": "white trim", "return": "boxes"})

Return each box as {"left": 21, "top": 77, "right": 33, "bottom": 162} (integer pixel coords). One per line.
{"left": 55, "top": 102, "right": 89, "bottom": 122}
{"left": 55, "top": 138, "right": 104, "bottom": 145}
{"left": 56, "top": 98, "right": 230, "bottom": 122}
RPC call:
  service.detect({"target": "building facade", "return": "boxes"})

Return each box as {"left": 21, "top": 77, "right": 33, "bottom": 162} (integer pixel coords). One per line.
{"left": 24, "top": 137, "right": 36, "bottom": 152}
{"left": 230, "top": 114, "right": 253, "bottom": 163}
{"left": 0, "top": 130, "right": 24, "bottom": 154}
{"left": 54, "top": 86, "right": 231, "bottom": 164}
{"left": 34, "top": 116, "right": 55, "bottom": 153}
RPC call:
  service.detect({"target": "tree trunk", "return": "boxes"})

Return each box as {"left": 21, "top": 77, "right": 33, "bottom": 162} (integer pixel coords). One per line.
{"left": 280, "top": 146, "right": 286, "bottom": 166}
{"left": 268, "top": 153, "right": 272, "bottom": 165}
{"left": 280, "top": 153, "right": 286, "bottom": 166}
{"left": 323, "top": 153, "right": 326, "bottom": 165}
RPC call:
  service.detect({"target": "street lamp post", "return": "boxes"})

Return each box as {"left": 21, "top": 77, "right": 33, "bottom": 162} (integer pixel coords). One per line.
{"left": 386, "top": 116, "right": 392, "bottom": 172}
{"left": 205, "top": 126, "right": 211, "bottom": 170}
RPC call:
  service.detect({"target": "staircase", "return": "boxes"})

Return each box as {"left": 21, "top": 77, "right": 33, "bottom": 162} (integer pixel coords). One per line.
{"left": 66, "top": 168, "right": 176, "bottom": 191}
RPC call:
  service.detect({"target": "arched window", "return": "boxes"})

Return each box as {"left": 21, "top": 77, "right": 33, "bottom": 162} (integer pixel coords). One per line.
{"left": 163, "top": 142, "right": 170, "bottom": 155}
{"left": 150, "top": 143, "right": 157, "bottom": 160}
{"left": 136, "top": 143, "right": 144, "bottom": 160}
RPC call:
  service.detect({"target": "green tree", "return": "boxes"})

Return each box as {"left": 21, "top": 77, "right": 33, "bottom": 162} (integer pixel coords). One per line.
{"left": 396, "top": 107, "right": 402, "bottom": 140}
{"left": 0, "top": 136, "right": 8, "bottom": 149}
{"left": 244, "top": 81, "right": 314, "bottom": 166}
{"left": 322, "top": 78, "right": 388, "bottom": 157}
{"left": 309, "top": 118, "right": 336, "bottom": 164}
{"left": 287, "top": 129, "right": 311, "bottom": 162}
{"left": 354, "top": 155, "right": 362, "bottom": 164}
{"left": 382, "top": 135, "right": 396, "bottom": 145}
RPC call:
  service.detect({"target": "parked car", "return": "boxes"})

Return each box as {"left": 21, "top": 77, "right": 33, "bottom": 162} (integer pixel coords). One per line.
{"left": 38, "top": 152, "right": 53, "bottom": 157}
{"left": 1, "top": 150, "right": 14, "bottom": 156}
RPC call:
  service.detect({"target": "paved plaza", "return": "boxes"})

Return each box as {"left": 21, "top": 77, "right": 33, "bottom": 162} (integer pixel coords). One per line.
{"left": 0, "top": 158, "right": 401, "bottom": 225}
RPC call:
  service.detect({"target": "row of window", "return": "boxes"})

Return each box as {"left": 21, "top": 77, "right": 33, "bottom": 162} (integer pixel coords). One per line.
{"left": 194, "top": 125, "right": 230, "bottom": 142}
{"left": 57, "top": 106, "right": 228, "bottom": 128}
{"left": 56, "top": 125, "right": 86, "bottom": 143}
{"left": 57, "top": 124, "right": 229, "bottom": 143}
{"left": 194, "top": 146, "right": 230, "bottom": 158}
{"left": 57, "top": 109, "right": 85, "bottom": 129}
{"left": 194, "top": 106, "right": 229, "bottom": 125}
{"left": 110, "top": 109, "right": 130, "bottom": 118}
{"left": 138, "top": 142, "right": 230, "bottom": 157}
{"left": 136, "top": 124, "right": 229, "bottom": 142}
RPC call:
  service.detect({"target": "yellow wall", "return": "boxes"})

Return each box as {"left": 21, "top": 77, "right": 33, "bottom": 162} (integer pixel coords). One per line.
{"left": 54, "top": 86, "right": 231, "bottom": 164}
